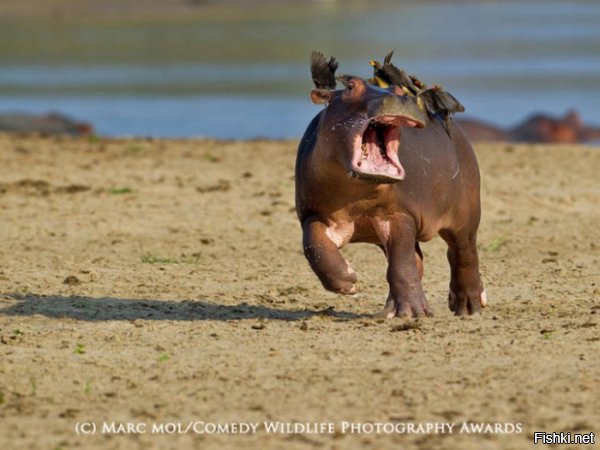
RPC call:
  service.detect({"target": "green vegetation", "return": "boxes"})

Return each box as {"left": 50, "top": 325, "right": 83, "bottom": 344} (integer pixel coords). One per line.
{"left": 203, "top": 152, "right": 220, "bottom": 163}
{"left": 487, "top": 236, "right": 506, "bottom": 252}
{"left": 74, "top": 343, "right": 86, "bottom": 354}
{"left": 158, "top": 353, "right": 170, "bottom": 363}
{"left": 141, "top": 253, "right": 178, "bottom": 264}
{"left": 125, "top": 144, "right": 144, "bottom": 154}
{"left": 107, "top": 186, "right": 133, "bottom": 195}
{"left": 17, "top": 285, "right": 30, "bottom": 294}
{"left": 140, "top": 252, "right": 200, "bottom": 264}
{"left": 29, "top": 376, "right": 37, "bottom": 396}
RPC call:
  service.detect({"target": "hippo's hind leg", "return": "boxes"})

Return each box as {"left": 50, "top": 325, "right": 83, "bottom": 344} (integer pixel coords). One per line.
{"left": 439, "top": 228, "right": 486, "bottom": 315}
{"left": 302, "top": 217, "right": 357, "bottom": 294}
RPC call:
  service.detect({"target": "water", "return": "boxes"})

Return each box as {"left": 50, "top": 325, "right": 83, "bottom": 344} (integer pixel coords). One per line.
{"left": 0, "top": 1, "right": 599, "bottom": 139}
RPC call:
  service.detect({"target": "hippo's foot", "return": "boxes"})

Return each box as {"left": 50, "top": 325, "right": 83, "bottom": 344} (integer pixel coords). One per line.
{"left": 375, "top": 294, "right": 434, "bottom": 319}
{"left": 321, "top": 258, "right": 358, "bottom": 294}
{"left": 324, "top": 279, "right": 357, "bottom": 295}
{"left": 302, "top": 218, "right": 359, "bottom": 295}
{"left": 448, "top": 287, "right": 487, "bottom": 316}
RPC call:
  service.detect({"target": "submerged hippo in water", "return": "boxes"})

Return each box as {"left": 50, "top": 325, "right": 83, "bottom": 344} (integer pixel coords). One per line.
{"left": 295, "top": 53, "right": 486, "bottom": 317}
{"left": 458, "top": 110, "right": 600, "bottom": 143}
{"left": 0, "top": 112, "right": 93, "bottom": 136}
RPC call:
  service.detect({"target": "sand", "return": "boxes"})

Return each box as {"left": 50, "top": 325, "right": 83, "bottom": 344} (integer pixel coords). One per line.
{"left": 0, "top": 133, "right": 598, "bottom": 450}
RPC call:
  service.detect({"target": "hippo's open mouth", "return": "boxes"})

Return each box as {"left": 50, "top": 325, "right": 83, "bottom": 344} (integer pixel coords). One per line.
{"left": 350, "top": 115, "right": 424, "bottom": 183}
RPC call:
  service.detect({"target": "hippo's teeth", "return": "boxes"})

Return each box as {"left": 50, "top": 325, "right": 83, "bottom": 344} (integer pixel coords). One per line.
{"left": 361, "top": 142, "right": 368, "bottom": 158}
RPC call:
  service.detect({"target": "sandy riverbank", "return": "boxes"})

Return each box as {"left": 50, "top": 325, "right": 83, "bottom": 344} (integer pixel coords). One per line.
{"left": 0, "top": 134, "right": 598, "bottom": 449}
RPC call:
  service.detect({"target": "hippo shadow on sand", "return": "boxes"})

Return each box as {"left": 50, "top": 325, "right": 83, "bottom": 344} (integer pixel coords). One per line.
{"left": 1, "top": 293, "right": 365, "bottom": 322}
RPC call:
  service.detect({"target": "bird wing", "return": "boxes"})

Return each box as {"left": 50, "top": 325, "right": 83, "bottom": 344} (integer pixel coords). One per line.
{"left": 310, "top": 51, "right": 338, "bottom": 89}
{"left": 419, "top": 87, "right": 465, "bottom": 116}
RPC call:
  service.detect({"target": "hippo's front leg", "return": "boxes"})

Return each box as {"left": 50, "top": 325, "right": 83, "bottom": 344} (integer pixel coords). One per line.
{"left": 302, "top": 217, "right": 357, "bottom": 294}
{"left": 379, "top": 217, "right": 433, "bottom": 318}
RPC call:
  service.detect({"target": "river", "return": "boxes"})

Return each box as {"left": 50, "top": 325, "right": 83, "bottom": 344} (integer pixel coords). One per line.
{"left": 0, "top": 0, "right": 598, "bottom": 138}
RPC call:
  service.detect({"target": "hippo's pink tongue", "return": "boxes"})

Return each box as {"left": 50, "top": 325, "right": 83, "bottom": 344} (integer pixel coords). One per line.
{"left": 363, "top": 127, "right": 382, "bottom": 162}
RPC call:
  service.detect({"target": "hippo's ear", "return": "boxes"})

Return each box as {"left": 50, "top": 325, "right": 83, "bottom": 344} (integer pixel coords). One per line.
{"left": 310, "top": 89, "right": 333, "bottom": 105}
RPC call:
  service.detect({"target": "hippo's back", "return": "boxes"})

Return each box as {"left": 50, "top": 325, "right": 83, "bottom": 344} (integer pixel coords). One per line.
{"left": 394, "top": 118, "right": 480, "bottom": 237}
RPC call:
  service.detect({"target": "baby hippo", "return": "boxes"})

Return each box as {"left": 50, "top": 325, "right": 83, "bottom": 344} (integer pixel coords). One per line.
{"left": 295, "top": 55, "right": 486, "bottom": 317}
